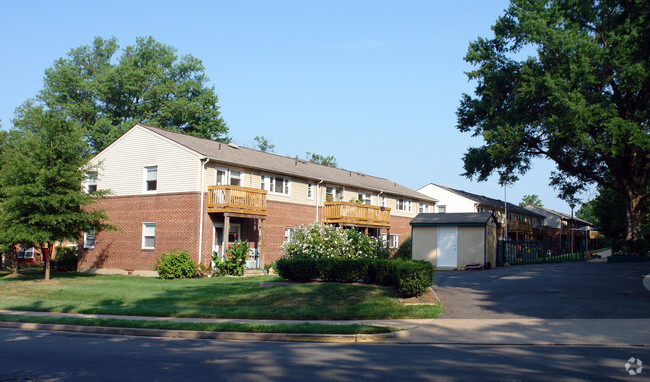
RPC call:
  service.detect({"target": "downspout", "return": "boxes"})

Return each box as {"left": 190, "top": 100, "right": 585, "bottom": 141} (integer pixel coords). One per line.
{"left": 316, "top": 179, "right": 324, "bottom": 223}
{"left": 198, "top": 157, "right": 209, "bottom": 265}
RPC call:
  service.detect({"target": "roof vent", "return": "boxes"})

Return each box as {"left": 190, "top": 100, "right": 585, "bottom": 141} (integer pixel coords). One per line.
{"left": 228, "top": 143, "right": 239, "bottom": 149}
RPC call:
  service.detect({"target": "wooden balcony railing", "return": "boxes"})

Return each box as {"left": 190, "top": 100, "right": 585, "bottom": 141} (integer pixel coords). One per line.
{"left": 324, "top": 202, "right": 391, "bottom": 228}
{"left": 535, "top": 225, "right": 556, "bottom": 237}
{"left": 507, "top": 220, "right": 533, "bottom": 233}
{"left": 207, "top": 185, "right": 267, "bottom": 217}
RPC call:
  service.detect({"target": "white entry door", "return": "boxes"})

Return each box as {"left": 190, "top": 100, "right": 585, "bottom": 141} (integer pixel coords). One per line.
{"left": 437, "top": 226, "right": 458, "bottom": 268}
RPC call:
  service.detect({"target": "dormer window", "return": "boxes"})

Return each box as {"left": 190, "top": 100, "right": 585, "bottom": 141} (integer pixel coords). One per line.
{"left": 144, "top": 166, "right": 158, "bottom": 193}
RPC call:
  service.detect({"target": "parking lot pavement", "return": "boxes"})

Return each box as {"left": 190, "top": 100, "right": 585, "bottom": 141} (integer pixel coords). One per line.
{"left": 432, "top": 260, "right": 650, "bottom": 319}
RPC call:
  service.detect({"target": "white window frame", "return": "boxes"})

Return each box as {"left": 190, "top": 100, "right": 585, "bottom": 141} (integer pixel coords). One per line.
{"left": 325, "top": 186, "right": 344, "bottom": 202}
{"left": 215, "top": 167, "right": 228, "bottom": 185}
{"left": 284, "top": 227, "right": 295, "bottom": 243}
{"left": 142, "top": 222, "right": 156, "bottom": 249}
{"left": 419, "top": 203, "right": 429, "bottom": 213}
{"left": 84, "top": 230, "right": 96, "bottom": 249}
{"left": 229, "top": 170, "right": 242, "bottom": 186}
{"left": 18, "top": 247, "right": 35, "bottom": 259}
{"left": 86, "top": 172, "right": 98, "bottom": 193}
{"left": 261, "top": 174, "right": 291, "bottom": 196}
{"left": 358, "top": 192, "right": 372, "bottom": 205}
{"left": 307, "top": 183, "right": 313, "bottom": 200}
{"left": 381, "top": 234, "right": 399, "bottom": 249}
{"left": 396, "top": 198, "right": 412, "bottom": 212}
{"left": 144, "top": 166, "right": 158, "bottom": 193}
{"left": 437, "top": 205, "right": 447, "bottom": 213}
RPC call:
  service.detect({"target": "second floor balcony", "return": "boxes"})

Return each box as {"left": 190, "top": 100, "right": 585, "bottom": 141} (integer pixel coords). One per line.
{"left": 507, "top": 220, "right": 533, "bottom": 233}
{"left": 324, "top": 202, "right": 391, "bottom": 228}
{"left": 207, "top": 185, "right": 267, "bottom": 217}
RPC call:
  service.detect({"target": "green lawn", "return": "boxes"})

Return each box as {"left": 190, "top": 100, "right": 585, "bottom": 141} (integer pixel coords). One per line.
{"left": 0, "top": 269, "right": 441, "bottom": 320}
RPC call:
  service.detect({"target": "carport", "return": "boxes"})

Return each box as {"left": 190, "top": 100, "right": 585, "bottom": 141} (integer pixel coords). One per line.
{"left": 410, "top": 212, "right": 497, "bottom": 269}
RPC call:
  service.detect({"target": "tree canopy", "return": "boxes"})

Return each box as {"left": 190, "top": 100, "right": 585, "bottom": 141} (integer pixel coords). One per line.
{"left": 254, "top": 136, "right": 275, "bottom": 152}
{"left": 0, "top": 108, "right": 113, "bottom": 280}
{"left": 17, "top": 36, "right": 229, "bottom": 154}
{"left": 305, "top": 152, "right": 338, "bottom": 168}
{"left": 457, "top": 0, "right": 650, "bottom": 242}
{"left": 519, "top": 194, "right": 543, "bottom": 207}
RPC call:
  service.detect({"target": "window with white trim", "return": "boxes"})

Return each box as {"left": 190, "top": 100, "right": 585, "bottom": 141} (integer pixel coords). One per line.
{"left": 307, "top": 183, "right": 313, "bottom": 199}
{"left": 216, "top": 168, "right": 227, "bottom": 185}
{"left": 358, "top": 192, "right": 372, "bottom": 205}
{"left": 144, "top": 166, "right": 158, "bottom": 193}
{"left": 230, "top": 170, "right": 241, "bottom": 186}
{"left": 86, "top": 172, "right": 97, "bottom": 193}
{"left": 396, "top": 198, "right": 412, "bottom": 212}
{"left": 142, "top": 223, "right": 156, "bottom": 249}
{"left": 381, "top": 234, "right": 399, "bottom": 249}
{"left": 284, "top": 228, "right": 295, "bottom": 243}
{"left": 419, "top": 203, "right": 429, "bottom": 213}
{"left": 18, "top": 247, "right": 35, "bottom": 259}
{"left": 84, "top": 230, "right": 96, "bottom": 249}
{"left": 326, "top": 186, "right": 343, "bottom": 202}
{"left": 381, "top": 196, "right": 386, "bottom": 208}
{"left": 262, "top": 175, "right": 290, "bottom": 195}
{"left": 437, "top": 205, "right": 447, "bottom": 213}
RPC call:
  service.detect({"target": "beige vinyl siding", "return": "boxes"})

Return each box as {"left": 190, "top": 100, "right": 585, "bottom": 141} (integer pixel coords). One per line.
{"left": 457, "top": 226, "right": 485, "bottom": 266}
{"left": 92, "top": 127, "right": 201, "bottom": 196}
{"left": 412, "top": 226, "right": 437, "bottom": 263}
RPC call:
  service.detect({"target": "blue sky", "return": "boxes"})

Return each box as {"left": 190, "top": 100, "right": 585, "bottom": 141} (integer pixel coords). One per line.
{"left": 0, "top": 0, "right": 593, "bottom": 213}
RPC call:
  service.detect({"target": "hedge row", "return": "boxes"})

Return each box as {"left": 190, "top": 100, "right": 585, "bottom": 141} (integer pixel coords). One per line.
{"left": 275, "top": 258, "right": 434, "bottom": 297}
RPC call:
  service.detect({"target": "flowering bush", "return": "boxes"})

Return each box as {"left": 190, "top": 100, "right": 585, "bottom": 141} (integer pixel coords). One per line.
{"left": 212, "top": 241, "right": 248, "bottom": 276}
{"left": 281, "top": 223, "right": 387, "bottom": 259}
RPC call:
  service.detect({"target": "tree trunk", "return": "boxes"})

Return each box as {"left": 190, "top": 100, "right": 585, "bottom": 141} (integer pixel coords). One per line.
{"left": 623, "top": 191, "right": 643, "bottom": 253}
{"left": 43, "top": 243, "right": 51, "bottom": 281}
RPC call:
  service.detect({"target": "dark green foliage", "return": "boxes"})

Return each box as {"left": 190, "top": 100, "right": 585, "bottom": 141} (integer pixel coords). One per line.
{"left": 457, "top": 0, "right": 650, "bottom": 242}
{"left": 212, "top": 242, "right": 248, "bottom": 276}
{"left": 276, "top": 258, "right": 433, "bottom": 297}
{"left": 613, "top": 239, "right": 629, "bottom": 254}
{"left": 633, "top": 238, "right": 649, "bottom": 256}
{"left": 395, "top": 236, "right": 412, "bottom": 259}
{"left": 18, "top": 36, "right": 229, "bottom": 154}
{"left": 54, "top": 246, "right": 78, "bottom": 272}
{"left": 392, "top": 261, "right": 434, "bottom": 298}
{"left": 305, "top": 152, "right": 338, "bottom": 168}
{"left": 275, "top": 258, "right": 318, "bottom": 282}
{"left": 154, "top": 249, "right": 197, "bottom": 279}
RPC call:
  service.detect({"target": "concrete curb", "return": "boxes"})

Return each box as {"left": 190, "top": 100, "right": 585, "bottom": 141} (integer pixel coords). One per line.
{"left": 0, "top": 321, "right": 399, "bottom": 343}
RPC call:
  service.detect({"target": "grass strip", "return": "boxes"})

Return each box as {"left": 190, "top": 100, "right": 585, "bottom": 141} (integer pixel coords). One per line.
{"left": 0, "top": 314, "right": 396, "bottom": 335}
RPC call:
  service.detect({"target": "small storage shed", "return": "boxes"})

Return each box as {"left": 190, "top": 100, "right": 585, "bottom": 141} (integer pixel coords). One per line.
{"left": 410, "top": 213, "right": 497, "bottom": 270}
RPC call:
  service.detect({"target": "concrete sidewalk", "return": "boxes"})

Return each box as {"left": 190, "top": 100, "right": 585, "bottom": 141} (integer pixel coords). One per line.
{"left": 1, "top": 309, "right": 649, "bottom": 345}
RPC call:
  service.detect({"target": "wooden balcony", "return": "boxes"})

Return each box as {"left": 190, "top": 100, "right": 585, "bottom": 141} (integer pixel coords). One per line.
{"left": 535, "top": 225, "right": 556, "bottom": 237}
{"left": 207, "top": 185, "right": 267, "bottom": 217}
{"left": 324, "top": 202, "right": 391, "bottom": 228}
{"left": 507, "top": 220, "right": 533, "bottom": 233}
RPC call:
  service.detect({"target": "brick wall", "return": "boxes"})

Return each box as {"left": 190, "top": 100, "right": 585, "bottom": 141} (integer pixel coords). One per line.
{"left": 78, "top": 192, "right": 202, "bottom": 273}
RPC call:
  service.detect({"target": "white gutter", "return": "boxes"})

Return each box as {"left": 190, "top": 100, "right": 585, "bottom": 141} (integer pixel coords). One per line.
{"left": 198, "top": 157, "right": 210, "bottom": 264}
{"left": 316, "top": 179, "right": 324, "bottom": 222}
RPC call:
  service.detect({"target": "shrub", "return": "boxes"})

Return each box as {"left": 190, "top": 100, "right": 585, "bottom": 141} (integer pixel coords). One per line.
{"left": 633, "top": 238, "right": 649, "bottom": 256}
{"left": 212, "top": 241, "right": 249, "bottom": 276}
{"left": 613, "top": 239, "right": 629, "bottom": 255}
{"left": 317, "top": 258, "right": 360, "bottom": 283}
{"left": 281, "top": 223, "right": 386, "bottom": 260}
{"left": 55, "top": 246, "right": 78, "bottom": 271}
{"left": 276, "top": 258, "right": 318, "bottom": 282}
{"left": 365, "top": 259, "right": 397, "bottom": 285}
{"left": 393, "top": 261, "right": 434, "bottom": 297}
{"left": 395, "top": 236, "right": 412, "bottom": 259}
{"left": 154, "top": 249, "right": 197, "bottom": 279}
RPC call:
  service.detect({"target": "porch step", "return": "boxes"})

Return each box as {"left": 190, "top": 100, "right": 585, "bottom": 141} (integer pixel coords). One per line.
{"left": 243, "top": 269, "right": 266, "bottom": 276}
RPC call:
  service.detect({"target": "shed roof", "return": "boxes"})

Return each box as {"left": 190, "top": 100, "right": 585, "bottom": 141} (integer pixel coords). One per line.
{"left": 410, "top": 212, "right": 496, "bottom": 226}
{"left": 138, "top": 124, "right": 436, "bottom": 202}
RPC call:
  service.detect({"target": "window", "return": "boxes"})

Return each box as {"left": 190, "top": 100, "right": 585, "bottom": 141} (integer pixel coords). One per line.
{"left": 326, "top": 186, "right": 343, "bottom": 201}
{"left": 284, "top": 228, "right": 295, "bottom": 243}
{"left": 381, "top": 196, "right": 386, "bottom": 208}
{"left": 86, "top": 172, "right": 97, "bottom": 193}
{"left": 144, "top": 166, "right": 157, "bottom": 192}
{"left": 262, "top": 175, "right": 290, "bottom": 195}
{"left": 419, "top": 203, "right": 429, "bottom": 213}
{"left": 396, "top": 198, "right": 412, "bottom": 212}
{"left": 477, "top": 207, "right": 484, "bottom": 213}
{"left": 142, "top": 223, "right": 156, "bottom": 249}
{"left": 18, "top": 247, "right": 35, "bottom": 259}
{"left": 84, "top": 230, "right": 96, "bottom": 249}
{"left": 381, "top": 234, "right": 399, "bottom": 249}
{"left": 216, "top": 168, "right": 227, "bottom": 185}
{"left": 307, "top": 183, "right": 313, "bottom": 199}
{"left": 230, "top": 170, "right": 241, "bottom": 186}
{"left": 437, "top": 205, "right": 447, "bottom": 213}
{"left": 358, "top": 192, "right": 372, "bottom": 205}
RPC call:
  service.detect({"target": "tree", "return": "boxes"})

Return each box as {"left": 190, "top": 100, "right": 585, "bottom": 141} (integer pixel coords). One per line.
{"left": 305, "top": 152, "right": 338, "bottom": 168}
{"left": 0, "top": 108, "right": 113, "bottom": 280}
{"left": 18, "top": 36, "right": 229, "bottom": 154}
{"left": 254, "top": 136, "right": 275, "bottom": 152}
{"left": 519, "top": 194, "right": 543, "bottom": 207}
{"left": 457, "top": 0, "right": 650, "bottom": 245}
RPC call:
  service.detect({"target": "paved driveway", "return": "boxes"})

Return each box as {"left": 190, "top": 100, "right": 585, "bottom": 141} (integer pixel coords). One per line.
{"left": 433, "top": 257, "right": 650, "bottom": 319}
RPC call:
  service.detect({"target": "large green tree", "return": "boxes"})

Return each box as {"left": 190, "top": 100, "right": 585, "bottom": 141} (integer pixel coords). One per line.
{"left": 0, "top": 108, "right": 112, "bottom": 280}
{"left": 20, "top": 36, "right": 229, "bottom": 153}
{"left": 519, "top": 194, "right": 543, "bottom": 207}
{"left": 457, "top": 0, "right": 650, "bottom": 243}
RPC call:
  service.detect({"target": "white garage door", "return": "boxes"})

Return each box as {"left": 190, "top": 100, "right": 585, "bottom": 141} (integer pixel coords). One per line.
{"left": 437, "top": 226, "right": 458, "bottom": 268}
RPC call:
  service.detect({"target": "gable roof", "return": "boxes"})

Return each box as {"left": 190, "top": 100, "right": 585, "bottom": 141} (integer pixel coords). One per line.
{"left": 410, "top": 212, "right": 496, "bottom": 226}
{"left": 524, "top": 205, "right": 593, "bottom": 226}
{"left": 423, "top": 183, "right": 543, "bottom": 218}
{"left": 137, "top": 124, "right": 436, "bottom": 202}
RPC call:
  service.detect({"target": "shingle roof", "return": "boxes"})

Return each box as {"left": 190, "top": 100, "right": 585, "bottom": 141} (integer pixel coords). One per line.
{"left": 410, "top": 212, "right": 496, "bottom": 226}
{"left": 524, "top": 205, "right": 593, "bottom": 226}
{"left": 426, "top": 183, "right": 544, "bottom": 218}
{"left": 139, "top": 124, "right": 436, "bottom": 202}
